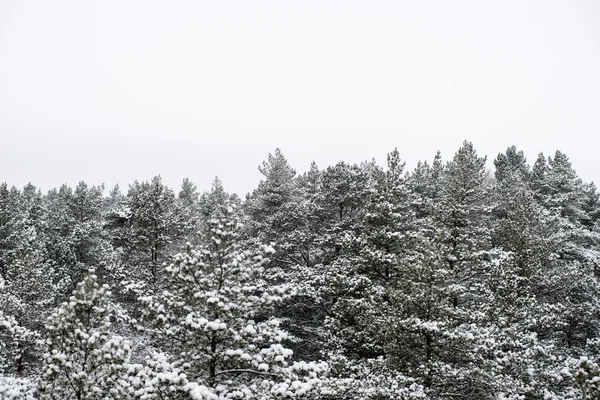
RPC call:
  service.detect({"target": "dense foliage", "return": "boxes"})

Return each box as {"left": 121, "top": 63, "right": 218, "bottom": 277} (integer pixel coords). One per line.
{"left": 1, "top": 142, "right": 600, "bottom": 399}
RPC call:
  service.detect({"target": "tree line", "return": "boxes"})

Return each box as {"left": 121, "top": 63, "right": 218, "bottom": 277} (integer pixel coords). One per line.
{"left": 2, "top": 141, "right": 600, "bottom": 399}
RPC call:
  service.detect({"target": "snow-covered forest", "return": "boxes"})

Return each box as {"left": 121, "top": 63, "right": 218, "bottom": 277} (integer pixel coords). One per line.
{"left": 2, "top": 142, "right": 600, "bottom": 399}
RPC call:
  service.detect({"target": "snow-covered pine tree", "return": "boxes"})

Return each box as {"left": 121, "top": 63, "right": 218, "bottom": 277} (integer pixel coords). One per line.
{"left": 44, "top": 182, "right": 113, "bottom": 289}
{"left": 198, "top": 177, "right": 238, "bottom": 238}
{"left": 0, "top": 183, "right": 11, "bottom": 282}
{"left": 320, "top": 161, "right": 370, "bottom": 231}
{"left": 0, "top": 244, "right": 57, "bottom": 376}
{"left": 121, "top": 176, "right": 180, "bottom": 292}
{"left": 576, "top": 357, "right": 600, "bottom": 400}
{"left": 0, "top": 183, "right": 65, "bottom": 376}
{"left": 493, "top": 145, "right": 530, "bottom": 189}
{"left": 243, "top": 153, "right": 331, "bottom": 362}
{"left": 0, "top": 309, "right": 38, "bottom": 377}
{"left": 323, "top": 149, "right": 415, "bottom": 359}
{"left": 244, "top": 148, "right": 299, "bottom": 265}
{"left": 37, "top": 269, "right": 131, "bottom": 400}
{"left": 530, "top": 152, "right": 600, "bottom": 348}
{"left": 139, "top": 205, "right": 325, "bottom": 399}
{"left": 272, "top": 161, "right": 330, "bottom": 361}
{"left": 1, "top": 184, "right": 46, "bottom": 277}
{"left": 485, "top": 147, "right": 598, "bottom": 398}
{"left": 103, "top": 184, "right": 128, "bottom": 249}
{"left": 179, "top": 178, "right": 200, "bottom": 209}
{"left": 407, "top": 151, "right": 444, "bottom": 220}
{"left": 175, "top": 178, "right": 202, "bottom": 245}
{"left": 487, "top": 172, "right": 560, "bottom": 396}
{"left": 247, "top": 149, "right": 297, "bottom": 228}
{"left": 440, "top": 141, "right": 492, "bottom": 272}
{"left": 419, "top": 141, "right": 498, "bottom": 397}
{"left": 316, "top": 150, "right": 428, "bottom": 399}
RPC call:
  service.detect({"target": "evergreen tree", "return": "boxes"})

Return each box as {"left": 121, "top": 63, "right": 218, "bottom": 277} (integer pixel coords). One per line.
{"left": 407, "top": 151, "right": 444, "bottom": 220}
{"left": 176, "top": 177, "right": 201, "bottom": 244}
{"left": 422, "top": 141, "right": 497, "bottom": 397}
{"left": 0, "top": 309, "right": 38, "bottom": 376}
{"left": 123, "top": 176, "right": 179, "bottom": 287}
{"left": 37, "top": 270, "right": 131, "bottom": 400}
{"left": 0, "top": 244, "right": 59, "bottom": 376}
{"left": 320, "top": 150, "right": 430, "bottom": 398}
{"left": 323, "top": 150, "right": 413, "bottom": 355}
{"left": 320, "top": 161, "right": 370, "bottom": 227}
{"left": 44, "top": 182, "right": 113, "bottom": 288}
{"left": 494, "top": 145, "right": 530, "bottom": 187}
{"left": 245, "top": 148, "right": 297, "bottom": 248}
{"left": 198, "top": 176, "right": 235, "bottom": 236}
{"left": 0, "top": 184, "right": 65, "bottom": 376}
{"left": 139, "top": 206, "right": 324, "bottom": 399}
{"left": 576, "top": 357, "right": 600, "bottom": 400}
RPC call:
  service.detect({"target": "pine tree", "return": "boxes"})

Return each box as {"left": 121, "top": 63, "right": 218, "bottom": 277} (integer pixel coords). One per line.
{"left": 176, "top": 177, "right": 201, "bottom": 244}
{"left": 44, "top": 182, "right": 113, "bottom": 288}
{"left": 198, "top": 176, "right": 235, "bottom": 235}
{"left": 0, "top": 184, "right": 65, "bottom": 376}
{"left": 318, "top": 150, "right": 430, "bottom": 399}
{"left": 493, "top": 145, "right": 530, "bottom": 187}
{"left": 270, "top": 161, "right": 331, "bottom": 360}
{"left": 576, "top": 357, "right": 600, "bottom": 400}
{"left": 1, "top": 143, "right": 600, "bottom": 399}
{"left": 252, "top": 149, "right": 296, "bottom": 213}
{"left": 0, "top": 244, "right": 59, "bottom": 376}
{"left": 407, "top": 151, "right": 444, "bottom": 220}
{"left": 37, "top": 270, "right": 131, "bottom": 400}
{"left": 139, "top": 206, "right": 324, "bottom": 399}
{"left": 0, "top": 309, "right": 39, "bottom": 376}
{"left": 320, "top": 161, "right": 370, "bottom": 226}
{"left": 416, "top": 141, "right": 498, "bottom": 397}
{"left": 123, "top": 176, "right": 179, "bottom": 287}
{"left": 487, "top": 148, "right": 597, "bottom": 398}
{"left": 103, "top": 184, "right": 127, "bottom": 248}
{"left": 245, "top": 148, "right": 297, "bottom": 248}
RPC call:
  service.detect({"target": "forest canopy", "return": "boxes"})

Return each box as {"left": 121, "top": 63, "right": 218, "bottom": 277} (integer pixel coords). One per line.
{"left": 1, "top": 142, "right": 600, "bottom": 400}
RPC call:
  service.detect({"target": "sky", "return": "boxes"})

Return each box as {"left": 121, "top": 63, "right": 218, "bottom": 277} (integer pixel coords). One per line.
{"left": 1, "top": 0, "right": 599, "bottom": 196}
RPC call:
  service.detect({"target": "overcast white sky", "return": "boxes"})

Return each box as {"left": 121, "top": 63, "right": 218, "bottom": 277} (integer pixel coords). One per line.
{"left": 1, "top": 0, "right": 599, "bottom": 196}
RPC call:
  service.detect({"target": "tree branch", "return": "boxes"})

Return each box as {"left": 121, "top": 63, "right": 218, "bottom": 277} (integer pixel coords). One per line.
{"left": 215, "top": 368, "right": 280, "bottom": 378}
